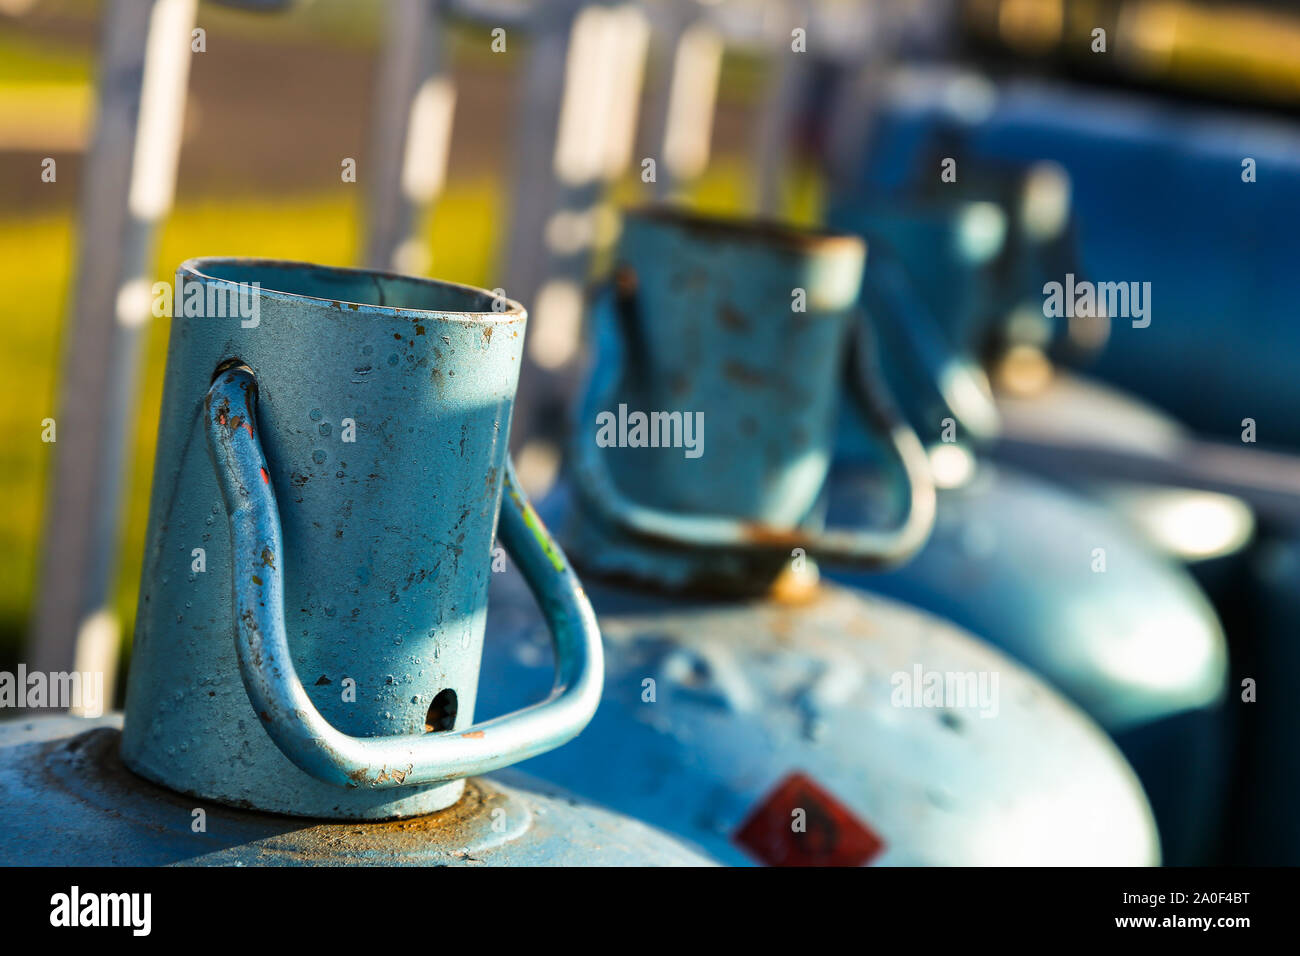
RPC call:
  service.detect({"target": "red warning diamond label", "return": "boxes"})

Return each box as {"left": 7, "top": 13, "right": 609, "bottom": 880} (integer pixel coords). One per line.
{"left": 733, "top": 772, "right": 885, "bottom": 867}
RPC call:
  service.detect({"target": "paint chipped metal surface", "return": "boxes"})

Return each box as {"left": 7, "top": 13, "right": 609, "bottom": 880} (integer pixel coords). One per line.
{"left": 123, "top": 260, "right": 602, "bottom": 820}
{"left": 480, "top": 543, "right": 1160, "bottom": 866}
{"left": 0, "top": 717, "right": 712, "bottom": 866}
{"left": 476, "top": 209, "right": 1160, "bottom": 866}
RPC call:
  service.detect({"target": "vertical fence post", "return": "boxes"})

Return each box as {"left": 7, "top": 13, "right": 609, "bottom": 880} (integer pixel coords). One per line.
{"left": 502, "top": 2, "right": 649, "bottom": 491}
{"left": 29, "top": 0, "right": 197, "bottom": 709}
{"left": 752, "top": 0, "right": 812, "bottom": 216}
{"left": 809, "top": 0, "right": 887, "bottom": 203}
{"left": 363, "top": 0, "right": 457, "bottom": 273}
{"left": 642, "top": 1, "right": 723, "bottom": 201}
{"left": 497, "top": 0, "right": 580, "bottom": 358}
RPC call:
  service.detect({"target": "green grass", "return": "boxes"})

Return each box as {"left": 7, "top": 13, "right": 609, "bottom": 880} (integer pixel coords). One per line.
{"left": 0, "top": 32, "right": 93, "bottom": 86}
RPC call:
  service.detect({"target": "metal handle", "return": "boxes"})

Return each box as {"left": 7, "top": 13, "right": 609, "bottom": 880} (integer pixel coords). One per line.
{"left": 862, "top": 251, "right": 1001, "bottom": 442}
{"left": 570, "top": 287, "right": 936, "bottom": 568}
{"left": 204, "top": 364, "right": 603, "bottom": 790}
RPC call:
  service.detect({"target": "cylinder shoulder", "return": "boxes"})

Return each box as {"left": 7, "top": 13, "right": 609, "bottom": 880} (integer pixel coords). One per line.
{"left": 0, "top": 717, "right": 712, "bottom": 867}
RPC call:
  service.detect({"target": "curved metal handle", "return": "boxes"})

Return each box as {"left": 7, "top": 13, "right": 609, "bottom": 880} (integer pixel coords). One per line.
{"left": 204, "top": 364, "right": 603, "bottom": 790}
{"left": 570, "top": 287, "right": 936, "bottom": 568}
{"left": 862, "top": 251, "right": 1001, "bottom": 442}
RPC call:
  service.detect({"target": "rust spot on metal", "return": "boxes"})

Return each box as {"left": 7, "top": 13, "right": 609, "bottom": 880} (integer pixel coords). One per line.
{"left": 401, "top": 568, "right": 431, "bottom": 592}
{"left": 717, "top": 304, "right": 749, "bottom": 331}
{"left": 40, "top": 732, "right": 527, "bottom": 860}
{"left": 260, "top": 547, "right": 275, "bottom": 569}
{"left": 260, "top": 467, "right": 269, "bottom": 485}
{"left": 460, "top": 731, "right": 486, "bottom": 739}
{"left": 627, "top": 205, "right": 864, "bottom": 254}
{"left": 723, "top": 360, "right": 768, "bottom": 388}
{"left": 738, "top": 523, "right": 800, "bottom": 547}
{"left": 613, "top": 264, "right": 638, "bottom": 296}
{"left": 482, "top": 325, "right": 493, "bottom": 343}
{"left": 211, "top": 395, "right": 255, "bottom": 438}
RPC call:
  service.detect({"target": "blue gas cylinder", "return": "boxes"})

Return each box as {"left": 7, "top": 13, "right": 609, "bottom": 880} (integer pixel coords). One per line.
{"left": 477, "top": 208, "right": 1160, "bottom": 866}
{"left": 824, "top": 192, "right": 1230, "bottom": 864}
{"left": 847, "top": 70, "right": 1300, "bottom": 450}
{"left": 0, "top": 715, "right": 710, "bottom": 866}
{"left": 0, "top": 260, "right": 711, "bottom": 867}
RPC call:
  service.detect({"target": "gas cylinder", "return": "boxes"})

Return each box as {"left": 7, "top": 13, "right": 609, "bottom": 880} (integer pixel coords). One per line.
{"left": 823, "top": 192, "right": 1231, "bottom": 864}
{"left": 476, "top": 208, "right": 1160, "bottom": 866}
{"left": 0, "top": 260, "right": 710, "bottom": 867}
{"left": 833, "top": 150, "right": 1256, "bottom": 585}
{"left": 842, "top": 69, "right": 1300, "bottom": 449}
{"left": 850, "top": 72, "right": 1300, "bottom": 866}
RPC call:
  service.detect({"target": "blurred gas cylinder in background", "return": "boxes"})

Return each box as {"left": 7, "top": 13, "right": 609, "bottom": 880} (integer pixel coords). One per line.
{"left": 0, "top": 261, "right": 709, "bottom": 867}
{"left": 918, "top": 77, "right": 1300, "bottom": 868}
{"left": 477, "top": 208, "right": 1160, "bottom": 866}
{"left": 823, "top": 186, "right": 1232, "bottom": 865}
{"left": 851, "top": 70, "right": 1300, "bottom": 451}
